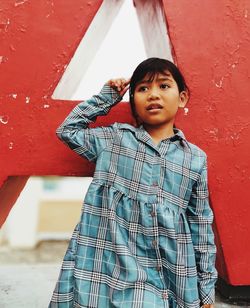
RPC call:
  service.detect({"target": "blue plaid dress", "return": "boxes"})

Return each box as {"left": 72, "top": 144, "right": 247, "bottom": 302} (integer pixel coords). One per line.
{"left": 49, "top": 85, "right": 217, "bottom": 308}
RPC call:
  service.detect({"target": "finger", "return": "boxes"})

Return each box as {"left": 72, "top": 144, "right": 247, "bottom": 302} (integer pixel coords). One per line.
{"left": 120, "top": 79, "right": 130, "bottom": 88}
{"left": 120, "top": 84, "right": 130, "bottom": 97}
{"left": 118, "top": 80, "right": 124, "bottom": 90}
{"left": 108, "top": 80, "right": 120, "bottom": 91}
{"left": 107, "top": 78, "right": 130, "bottom": 93}
{"left": 107, "top": 79, "right": 115, "bottom": 86}
{"left": 123, "top": 78, "right": 131, "bottom": 86}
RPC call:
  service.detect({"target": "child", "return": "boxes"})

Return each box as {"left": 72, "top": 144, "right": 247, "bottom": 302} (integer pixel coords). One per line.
{"left": 49, "top": 58, "right": 217, "bottom": 308}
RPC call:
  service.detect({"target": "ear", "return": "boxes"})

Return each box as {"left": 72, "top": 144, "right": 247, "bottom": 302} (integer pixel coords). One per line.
{"left": 178, "top": 91, "right": 189, "bottom": 108}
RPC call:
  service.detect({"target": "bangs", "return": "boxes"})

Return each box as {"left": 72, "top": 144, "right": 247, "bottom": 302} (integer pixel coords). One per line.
{"left": 129, "top": 57, "right": 188, "bottom": 96}
{"left": 136, "top": 70, "right": 171, "bottom": 85}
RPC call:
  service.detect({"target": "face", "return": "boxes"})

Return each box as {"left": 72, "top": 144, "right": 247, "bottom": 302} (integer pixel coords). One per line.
{"left": 133, "top": 71, "right": 188, "bottom": 128}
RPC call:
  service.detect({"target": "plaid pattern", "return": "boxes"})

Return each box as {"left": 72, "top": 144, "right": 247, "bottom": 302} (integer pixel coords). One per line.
{"left": 49, "top": 85, "right": 217, "bottom": 308}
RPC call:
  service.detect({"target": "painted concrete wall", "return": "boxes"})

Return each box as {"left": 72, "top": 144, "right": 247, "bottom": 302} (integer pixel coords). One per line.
{"left": 160, "top": 0, "right": 250, "bottom": 286}
{"left": 1, "top": 0, "right": 250, "bottom": 286}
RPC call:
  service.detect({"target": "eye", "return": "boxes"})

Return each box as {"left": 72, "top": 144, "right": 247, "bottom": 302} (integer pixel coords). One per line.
{"left": 137, "top": 86, "right": 148, "bottom": 92}
{"left": 160, "top": 83, "right": 169, "bottom": 89}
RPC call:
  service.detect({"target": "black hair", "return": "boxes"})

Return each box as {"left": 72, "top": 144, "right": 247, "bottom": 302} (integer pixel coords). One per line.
{"left": 129, "top": 57, "right": 189, "bottom": 119}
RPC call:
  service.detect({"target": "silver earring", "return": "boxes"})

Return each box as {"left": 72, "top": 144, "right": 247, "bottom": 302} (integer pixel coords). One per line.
{"left": 184, "top": 107, "right": 189, "bottom": 116}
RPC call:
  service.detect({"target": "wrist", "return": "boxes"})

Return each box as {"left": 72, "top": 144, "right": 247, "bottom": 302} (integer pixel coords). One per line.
{"left": 100, "top": 84, "right": 122, "bottom": 104}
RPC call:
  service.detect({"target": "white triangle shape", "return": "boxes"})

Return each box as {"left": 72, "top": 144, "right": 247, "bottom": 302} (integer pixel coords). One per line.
{"left": 52, "top": 0, "right": 173, "bottom": 101}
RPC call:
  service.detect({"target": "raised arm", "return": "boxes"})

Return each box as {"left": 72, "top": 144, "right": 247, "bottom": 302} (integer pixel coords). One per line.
{"left": 56, "top": 79, "right": 129, "bottom": 162}
{"left": 186, "top": 157, "right": 217, "bottom": 307}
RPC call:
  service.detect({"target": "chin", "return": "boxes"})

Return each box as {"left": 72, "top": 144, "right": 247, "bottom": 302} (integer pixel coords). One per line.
{"left": 144, "top": 119, "right": 170, "bottom": 126}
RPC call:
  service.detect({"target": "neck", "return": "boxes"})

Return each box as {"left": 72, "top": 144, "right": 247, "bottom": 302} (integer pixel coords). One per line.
{"left": 143, "top": 122, "right": 175, "bottom": 145}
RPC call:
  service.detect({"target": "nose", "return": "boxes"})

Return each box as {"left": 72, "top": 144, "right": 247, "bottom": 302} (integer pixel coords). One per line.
{"left": 147, "top": 88, "right": 160, "bottom": 100}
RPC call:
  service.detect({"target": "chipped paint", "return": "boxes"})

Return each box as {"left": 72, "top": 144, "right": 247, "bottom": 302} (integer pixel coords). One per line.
{"left": 0, "top": 115, "right": 9, "bottom": 124}
{"left": 14, "top": 0, "right": 29, "bottom": 7}
{"left": 229, "top": 61, "right": 239, "bottom": 69}
{"left": 19, "top": 27, "right": 27, "bottom": 33}
{"left": 9, "top": 45, "right": 16, "bottom": 52}
{"left": 0, "top": 56, "right": 8, "bottom": 64}
{"left": 214, "top": 77, "right": 224, "bottom": 88}
{"left": 209, "top": 128, "right": 219, "bottom": 142}
{"left": 230, "top": 43, "right": 240, "bottom": 56}
{"left": 0, "top": 19, "right": 10, "bottom": 32}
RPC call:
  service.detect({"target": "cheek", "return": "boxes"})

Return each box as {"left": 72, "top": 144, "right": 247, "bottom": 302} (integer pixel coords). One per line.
{"left": 134, "top": 94, "right": 145, "bottom": 107}
{"left": 134, "top": 105, "right": 145, "bottom": 117}
{"left": 169, "top": 104, "right": 180, "bottom": 117}
{"left": 132, "top": 97, "right": 141, "bottom": 113}
{"left": 130, "top": 97, "right": 140, "bottom": 118}
{"left": 133, "top": 94, "right": 140, "bottom": 105}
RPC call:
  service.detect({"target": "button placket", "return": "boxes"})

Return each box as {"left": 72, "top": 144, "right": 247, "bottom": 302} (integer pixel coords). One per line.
{"left": 148, "top": 204, "right": 168, "bottom": 299}
{"left": 151, "top": 153, "right": 161, "bottom": 191}
{"left": 151, "top": 209, "right": 169, "bottom": 299}
{"left": 149, "top": 204, "right": 159, "bottom": 251}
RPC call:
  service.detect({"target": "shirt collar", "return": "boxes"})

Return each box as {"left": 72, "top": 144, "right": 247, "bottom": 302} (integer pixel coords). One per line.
{"left": 172, "top": 127, "right": 187, "bottom": 143}
{"left": 118, "top": 123, "right": 188, "bottom": 147}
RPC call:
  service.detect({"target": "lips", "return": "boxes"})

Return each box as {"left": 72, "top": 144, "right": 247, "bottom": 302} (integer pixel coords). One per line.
{"left": 146, "top": 103, "right": 163, "bottom": 111}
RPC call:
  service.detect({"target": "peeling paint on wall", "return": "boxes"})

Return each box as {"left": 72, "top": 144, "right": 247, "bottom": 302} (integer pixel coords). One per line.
{"left": 0, "top": 115, "right": 9, "bottom": 124}
{"left": 15, "top": 0, "right": 29, "bottom": 7}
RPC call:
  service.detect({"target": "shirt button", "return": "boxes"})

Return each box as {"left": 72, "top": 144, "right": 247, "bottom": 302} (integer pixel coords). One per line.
{"left": 150, "top": 211, "right": 156, "bottom": 217}
{"left": 152, "top": 240, "right": 157, "bottom": 247}
{"left": 162, "top": 292, "right": 168, "bottom": 299}
{"left": 156, "top": 265, "right": 161, "bottom": 271}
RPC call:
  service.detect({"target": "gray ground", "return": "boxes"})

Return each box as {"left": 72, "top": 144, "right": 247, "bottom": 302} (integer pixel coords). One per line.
{"left": 0, "top": 241, "right": 249, "bottom": 308}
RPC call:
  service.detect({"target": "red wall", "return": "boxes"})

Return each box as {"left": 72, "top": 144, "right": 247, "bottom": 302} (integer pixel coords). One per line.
{"left": 162, "top": 0, "right": 250, "bottom": 285}
{"left": 1, "top": 0, "right": 250, "bottom": 286}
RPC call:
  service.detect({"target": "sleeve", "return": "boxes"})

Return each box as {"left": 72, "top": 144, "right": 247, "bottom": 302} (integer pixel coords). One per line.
{"left": 56, "top": 84, "right": 122, "bottom": 162}
{"left": 186, "top": 157, "right": 218, "bottom": 305}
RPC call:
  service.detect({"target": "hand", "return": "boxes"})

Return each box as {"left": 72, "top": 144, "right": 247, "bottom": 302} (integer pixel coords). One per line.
{"left": 202, "top": 304, "right": 215, "bottom": 308}
{"left": 107, "top": 78, "right": 130, "bottom": 97}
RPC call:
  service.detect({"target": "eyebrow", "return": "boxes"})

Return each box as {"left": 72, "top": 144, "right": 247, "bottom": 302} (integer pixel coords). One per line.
{"left": 137, "top": 74, "right": 173, "bottom": 85}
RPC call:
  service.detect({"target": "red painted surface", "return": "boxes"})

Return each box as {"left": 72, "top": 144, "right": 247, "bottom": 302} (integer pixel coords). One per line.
{"left": 1, "top": 0, "right": 250, "bottom": 285}
{"left": 0, "top": 0, "right": 132, "bottom": 220}
{"left": 161, "top": 0, "right": 250, "bottom": 285}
